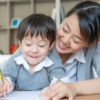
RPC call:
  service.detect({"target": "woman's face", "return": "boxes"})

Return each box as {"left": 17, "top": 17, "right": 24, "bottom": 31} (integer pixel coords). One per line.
{"left": 56, "top": 14, "right": 88, "bottom": 54}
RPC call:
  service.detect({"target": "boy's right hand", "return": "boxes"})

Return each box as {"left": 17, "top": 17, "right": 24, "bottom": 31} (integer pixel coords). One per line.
{"left": 0, "top": 76, "right": 11, "bottom": 97}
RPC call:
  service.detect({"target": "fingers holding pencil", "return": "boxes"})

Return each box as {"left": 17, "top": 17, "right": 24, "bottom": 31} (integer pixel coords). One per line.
{"left": 3, "top": 76, "right": 11, "bottom": 93}
{"left": 0, "top": 69, "right": 6, "bottom": 97}
{"left": 0, "top": 80, "right": 6, "bottom": 97}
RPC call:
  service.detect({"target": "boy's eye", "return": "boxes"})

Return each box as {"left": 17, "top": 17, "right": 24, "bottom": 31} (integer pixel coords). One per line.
{"left": 39, "top": 45, "right": 45, "bottom": 47}
{"left": 26, "top": 44, "right": 31, "bottom": 46}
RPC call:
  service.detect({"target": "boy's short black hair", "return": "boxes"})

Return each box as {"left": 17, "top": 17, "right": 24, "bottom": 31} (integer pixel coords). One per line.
{"left": 18, "top": 14, "right": 56, "bottom": 47}
{"left": 65, "top": 1, "right": 100, "bottom": 47}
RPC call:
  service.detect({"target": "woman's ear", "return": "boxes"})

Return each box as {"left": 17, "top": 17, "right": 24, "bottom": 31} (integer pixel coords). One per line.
{"left": 49, "top": 42, "right": 55, "bottom": 50}
{"left": 86, "top": 42, "right": 95, "bottom": 47}
{"left": 86, "top": 45, "right": 89, "bottom": 47}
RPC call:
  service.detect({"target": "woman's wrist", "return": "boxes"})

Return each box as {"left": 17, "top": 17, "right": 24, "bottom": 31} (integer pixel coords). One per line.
{"left": 70, "top": 81, "right": 82, "bottom": 95}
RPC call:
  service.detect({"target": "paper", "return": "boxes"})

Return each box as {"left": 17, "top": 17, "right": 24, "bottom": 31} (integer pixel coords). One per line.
{"left": 1, "top": 91, "right": 41, "bottom": 100}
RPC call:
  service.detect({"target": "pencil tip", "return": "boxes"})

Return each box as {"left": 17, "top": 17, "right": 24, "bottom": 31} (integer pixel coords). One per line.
{"left": 4, "top": 93, "right": 6, "bottom": 97}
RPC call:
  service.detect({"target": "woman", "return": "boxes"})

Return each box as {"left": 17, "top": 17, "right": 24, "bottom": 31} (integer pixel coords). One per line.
{"left": 0, "top": 1, "right": 100, "bottom": 99}
{"left": 39, "top": 1, "right": 100, "bottom": 100}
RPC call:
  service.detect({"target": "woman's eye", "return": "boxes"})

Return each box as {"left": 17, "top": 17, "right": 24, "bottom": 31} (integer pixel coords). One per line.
{"left": 63, "top": 28, "right": 67, "bottom": 32}
{"left": 26, "top": 44, "right": 31, "bottom": 46}
{"left": 73, "top": 40, "right": 79, "bottom": 44}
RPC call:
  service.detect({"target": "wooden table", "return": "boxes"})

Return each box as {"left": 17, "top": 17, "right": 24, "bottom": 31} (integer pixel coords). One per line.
{"left": 61, "top": 94, "right": 100, "bottom": 100}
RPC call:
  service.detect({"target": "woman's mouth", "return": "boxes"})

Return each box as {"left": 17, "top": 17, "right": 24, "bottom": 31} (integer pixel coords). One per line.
{"left": 58, "top": 39, "right": 70, "bottom": 50}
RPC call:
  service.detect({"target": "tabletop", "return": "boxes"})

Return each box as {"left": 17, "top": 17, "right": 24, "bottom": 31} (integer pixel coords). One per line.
{"left": 61, "top": 94, "right": 100, "bottom": 100}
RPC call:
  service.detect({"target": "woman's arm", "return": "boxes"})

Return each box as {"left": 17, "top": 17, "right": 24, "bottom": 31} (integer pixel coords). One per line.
{"left": 40, "top": 78, "right": 100, "bottom": 100}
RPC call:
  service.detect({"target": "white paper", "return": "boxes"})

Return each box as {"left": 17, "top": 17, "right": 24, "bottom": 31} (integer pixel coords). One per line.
{"left": 1, "top": 91, "right": 41, "bottom": 100}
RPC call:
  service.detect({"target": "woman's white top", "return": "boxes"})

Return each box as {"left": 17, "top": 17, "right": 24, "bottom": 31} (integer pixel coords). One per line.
{"left": 50, "top": 45, "right": 86, "bottom": 82}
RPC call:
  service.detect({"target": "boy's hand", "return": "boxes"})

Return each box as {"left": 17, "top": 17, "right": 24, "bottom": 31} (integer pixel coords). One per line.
{"left": 3, "top": 76, "right": 11, "bottom": 92}
{"left": 0, "top": 82, "right": 5, "bottom": 97}
{"left": 0, "top": 76, "right": 11, "bottom": 97}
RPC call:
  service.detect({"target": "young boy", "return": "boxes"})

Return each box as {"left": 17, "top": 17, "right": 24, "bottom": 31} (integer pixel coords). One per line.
{"left": 0, "top": 14, "right": 67, "bottom": 95}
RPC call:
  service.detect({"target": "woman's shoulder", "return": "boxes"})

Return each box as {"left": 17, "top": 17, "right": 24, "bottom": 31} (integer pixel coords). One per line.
{"left": 83, "top": 41, "right": 100, "bottom": 56}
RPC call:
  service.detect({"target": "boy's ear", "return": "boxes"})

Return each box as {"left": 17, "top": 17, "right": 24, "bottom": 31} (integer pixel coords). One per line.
{"left": 18, "top": 40, "right": 21, "bottom": 47}
{"left": 49, "top": 42, "right": 55, "bottom": 50}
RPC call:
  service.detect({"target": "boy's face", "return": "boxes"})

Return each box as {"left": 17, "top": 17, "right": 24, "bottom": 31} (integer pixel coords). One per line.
{"left": 19, "top": 34, "right": 52, "bottom": 67}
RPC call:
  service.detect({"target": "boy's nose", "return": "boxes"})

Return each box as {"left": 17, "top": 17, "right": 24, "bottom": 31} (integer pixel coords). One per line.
{"left": 31, "top": 46, "right": 38, "bottom": 53}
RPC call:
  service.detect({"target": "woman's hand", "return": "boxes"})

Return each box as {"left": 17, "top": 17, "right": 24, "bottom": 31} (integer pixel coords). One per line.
{"left": 39, "top": 81, "right": 77, "bottom": 100}
{"left": 0, "top": 76, "right": 11, "bottom": 97}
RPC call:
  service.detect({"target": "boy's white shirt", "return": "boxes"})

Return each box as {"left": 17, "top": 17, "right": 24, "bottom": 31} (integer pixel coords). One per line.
{"left": 6, "top": 55, "right": 69, "bottom": 93}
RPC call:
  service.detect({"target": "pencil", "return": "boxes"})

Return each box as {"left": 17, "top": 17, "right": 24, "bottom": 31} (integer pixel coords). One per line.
{"left": 0, "top": 69, "right": 6, "bottom": 97}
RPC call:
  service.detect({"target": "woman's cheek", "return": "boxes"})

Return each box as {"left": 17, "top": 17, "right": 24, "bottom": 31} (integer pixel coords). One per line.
{"left": 71, "top": 45, "right": 83, "bottom": 53}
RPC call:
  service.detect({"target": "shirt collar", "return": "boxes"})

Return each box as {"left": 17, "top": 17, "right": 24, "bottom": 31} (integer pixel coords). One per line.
{"left": 51, "top": 45, "right": 85, "bottom": 64}
{"left": 66, "top": 49, "right": 85, "bottom": 64}
{"left": 14, "top": 55, "right": 53, "bottom": 73}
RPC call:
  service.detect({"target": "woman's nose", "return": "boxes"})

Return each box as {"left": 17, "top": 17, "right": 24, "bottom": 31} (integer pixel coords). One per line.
{"left": 62, "top": 35, "right": 71, "bottom": 45}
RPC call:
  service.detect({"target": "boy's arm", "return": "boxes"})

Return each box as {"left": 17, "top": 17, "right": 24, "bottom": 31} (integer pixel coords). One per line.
{"left": 1, "top": 57, "right": 19, "bottom": 93}
{"left": 48, "top": 55, "right": 69, "bottom": 84}
{"left": 0, "top": 47, "right": 21, "bottom": 95}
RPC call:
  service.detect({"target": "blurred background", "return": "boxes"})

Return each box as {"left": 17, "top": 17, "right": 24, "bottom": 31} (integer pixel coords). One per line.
{"left": 0, "top": 0, "right": 100, "bottom": 54}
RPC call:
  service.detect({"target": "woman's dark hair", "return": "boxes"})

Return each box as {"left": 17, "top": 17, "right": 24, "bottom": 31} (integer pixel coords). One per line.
{"left": 18, "top": 14, "right": 56, "bottom": 47}
{"left": 65, "top": 1, "right": 100, "bottom": 47}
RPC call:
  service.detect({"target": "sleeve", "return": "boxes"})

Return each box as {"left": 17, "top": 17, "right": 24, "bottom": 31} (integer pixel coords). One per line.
{"left": 1, "top": 56, "right": 19, "bottom": 91}
{"left": 93, "top": 42, "right": 100, "bottom": 77}
{"left": 47, "top": 55, "right": 68, "bottom": 83}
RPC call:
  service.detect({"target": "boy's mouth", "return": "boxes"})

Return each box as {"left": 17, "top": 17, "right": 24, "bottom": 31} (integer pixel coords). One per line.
{"left": 29, "top": 55, "right": 39, "bottom": 58}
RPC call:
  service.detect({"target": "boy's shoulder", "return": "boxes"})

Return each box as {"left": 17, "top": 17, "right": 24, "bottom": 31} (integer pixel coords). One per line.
{"left": 46, "top": 51, "right": 66, "bottom": 75}
{"left": 47, "top": 52, "right": 63, "bottom": 68}
{"left": 47, "top": 52, "right": 61, "bottom": 62}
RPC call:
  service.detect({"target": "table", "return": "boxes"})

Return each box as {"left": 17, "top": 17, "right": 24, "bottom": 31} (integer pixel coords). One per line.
{"left": 61, "top": 94, "right": 100, "bottom": 100}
